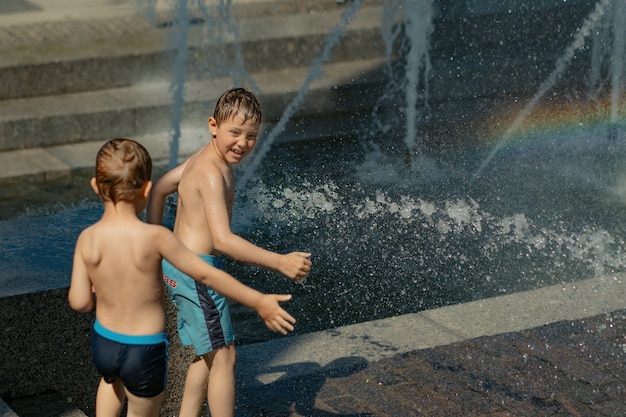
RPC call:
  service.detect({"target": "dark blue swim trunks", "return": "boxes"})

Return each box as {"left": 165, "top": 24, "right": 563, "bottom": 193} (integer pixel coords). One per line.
{"left": 91, "top": 320, "right": 169, "bottom": 398}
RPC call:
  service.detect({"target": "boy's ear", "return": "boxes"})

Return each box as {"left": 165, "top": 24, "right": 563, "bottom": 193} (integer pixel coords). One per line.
{"left": 90, "top": 177, "right": 100, "bottom": 195}
{"left": 208, "top": 117, "right": 218, "bottom": 138}
{"left": 142, "top": 180, "right": 153, "bottom": 199}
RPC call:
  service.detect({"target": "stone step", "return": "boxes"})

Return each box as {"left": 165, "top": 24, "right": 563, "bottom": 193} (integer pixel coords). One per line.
{"left": 0, "top": 1, "right": 389, "bottom": 158}
{"left": 0, "top": 1, "right": 385, "bottom": 101}
{"left": 0, "top": 0, "right": 597, "bottom": 100}
{"left": 0, "top": 0, "right": 600, "bottom": 145}
{"left": 0, "top": 45, "right": 592, "bottom": 155}
{"left": 0, "top": 49, "right": 597, "bottom": 184}
{"left": 0, "top": 57, "right": 387, "bottom": 153}
{"left": 0, "top": 68, "right": 383, "bottom": 184}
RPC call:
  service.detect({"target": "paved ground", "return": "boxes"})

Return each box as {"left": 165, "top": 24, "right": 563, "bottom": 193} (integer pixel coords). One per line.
{"left": 236, "top": 310, "right": 626, "bottom": 416}
{"left": 4, "top": 275, "right": 626, "bottom": 417}
{"left": 230, "top": 275, "right": 626, "bottom": 416}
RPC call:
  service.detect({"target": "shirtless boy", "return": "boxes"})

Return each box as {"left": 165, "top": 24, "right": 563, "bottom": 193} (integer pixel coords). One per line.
{"left": 68, "top": 138, "right": 296, "bottom": 417}
{"left": 147, "top": 88, "right": 312, "bottom": 417}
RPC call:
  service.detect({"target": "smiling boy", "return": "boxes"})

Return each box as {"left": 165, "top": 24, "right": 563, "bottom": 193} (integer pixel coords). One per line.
{"left": 147, "top": 88, "right": 312, "bottom": 417}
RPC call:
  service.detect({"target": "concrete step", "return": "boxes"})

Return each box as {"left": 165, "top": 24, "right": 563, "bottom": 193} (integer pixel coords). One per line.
{"left": 0, "top": 50, "right": 595, "bottom": 183}
{"left": 0, "top": 1, "right": 385, "bottom": 100}
{"left": 0, "top": 57, "right": 388, "bottom": 183}
{"left": 0, "top": 57, "right": 389, "bottom": 153}
{"left": 0, "top": 0, "right": 388, "bottom": 160}
{"left": 0, "top": 0, "right": 596, "bottom": 100}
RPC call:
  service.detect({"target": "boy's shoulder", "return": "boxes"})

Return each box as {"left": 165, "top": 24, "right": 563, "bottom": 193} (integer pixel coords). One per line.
{"left": 80, "top": 218, "right": 171, "bottom": 249}
{"left": 77, "top": 220, "right": 100, "bottom": 240}
{"left": 183, "top": 148, "right": 229, "bottom": 180}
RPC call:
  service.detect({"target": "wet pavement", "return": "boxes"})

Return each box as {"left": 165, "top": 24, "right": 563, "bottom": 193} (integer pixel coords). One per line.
{"left": 235, "top": 310, "right": 626, "bottom": 416}
{"left": 4, "top": 281, "right": 626, "bottom": 417}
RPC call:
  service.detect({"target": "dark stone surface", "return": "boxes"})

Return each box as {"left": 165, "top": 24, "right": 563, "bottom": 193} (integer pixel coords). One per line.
{"left": 2, "top": 288, "right": 626, "bottom": 417}
{"left": 0, "top": 288, "right": 192, "bottom": 417}
{"left": 234, "top": 310, "right": 626, "bottom": 417}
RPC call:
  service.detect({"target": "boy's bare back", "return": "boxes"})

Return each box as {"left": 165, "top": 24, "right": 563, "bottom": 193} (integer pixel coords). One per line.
{"left": 71, "top": 214, "right": 169, "bottom": 336}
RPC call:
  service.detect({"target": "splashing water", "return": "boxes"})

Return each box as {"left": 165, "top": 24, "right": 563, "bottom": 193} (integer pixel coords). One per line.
{"left": 168, "top": 0, "right": 190, "bottom": 168}
{"left": 134, "top": 2, "right": 626, "bottom": 333}
{"left": 226, "top": 131, "right": 626, "bottom": 341}
{"left": 610, "top": 0, "right": 626, "bottom": 124}
{"left": 140, "top": 0, "right": 259, "bottom": 169}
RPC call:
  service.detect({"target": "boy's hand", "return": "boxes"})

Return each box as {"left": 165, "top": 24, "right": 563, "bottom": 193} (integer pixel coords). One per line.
{"left": 257, "top": 294, "right": 296, "bottom": 335}
{"left": 279, "top": 252, "right": 312, "bottom": 281}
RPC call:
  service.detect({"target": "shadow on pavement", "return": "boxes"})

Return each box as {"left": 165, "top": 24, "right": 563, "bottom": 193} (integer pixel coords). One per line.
{"left": 236, "top": 356, "right": 374, "bottom": 416}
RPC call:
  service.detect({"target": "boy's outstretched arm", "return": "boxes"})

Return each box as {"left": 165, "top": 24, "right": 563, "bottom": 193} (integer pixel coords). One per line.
{"left": 254, "top": 293, "right": 296, "bottom": 334}
{"left": 201, "top": 170, "right": 312, "bottom": 280}
{"left": 146, "top": 162, "right": 186, "bottom": 225}
{"left": 157, "top": 227, "right": 296, "bottom": 334}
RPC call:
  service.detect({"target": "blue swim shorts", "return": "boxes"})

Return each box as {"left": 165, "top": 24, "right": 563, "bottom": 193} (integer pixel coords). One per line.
{"left": 161, "top": 255, "right": 235, "bottom": 356}
{"left": 91, "top": 320, "right": 168, "bottom": 398}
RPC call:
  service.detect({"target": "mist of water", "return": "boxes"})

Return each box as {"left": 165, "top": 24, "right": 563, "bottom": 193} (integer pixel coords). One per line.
{"left": 401, "top": 0, "right": 434, "bottom": 164}
{"left": 237, "top": 0, "right": 363, "bottom": 192}
{"left": 610, "top": 0, "right": 626, "bottom": 124}
{"left": 168, "top": 0, "right": 190, "bottom": 168}
{"left": 474, "top": 0, "right": 612, "bottom": 179}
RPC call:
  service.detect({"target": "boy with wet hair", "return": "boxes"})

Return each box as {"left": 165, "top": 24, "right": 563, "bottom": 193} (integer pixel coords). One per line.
{"left": 69, "top": 138, "right": 296, "bottom": 417}
{"left": 147, "top": 87, "right": 312, "bottom": 417}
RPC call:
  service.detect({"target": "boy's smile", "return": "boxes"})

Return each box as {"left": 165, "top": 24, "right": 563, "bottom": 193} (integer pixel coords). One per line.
{"left": 209, "top": 113, "right": 259, "bottom": 164}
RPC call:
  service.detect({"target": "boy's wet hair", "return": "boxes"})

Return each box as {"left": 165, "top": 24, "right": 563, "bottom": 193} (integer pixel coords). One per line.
{"left": 213, "top": 87, "right": 262, "bottom": 125}
{"left": 94, "top": 138, "right": 152, "bottom": 203}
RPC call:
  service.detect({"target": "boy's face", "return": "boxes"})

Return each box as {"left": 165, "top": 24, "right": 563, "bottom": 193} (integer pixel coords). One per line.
{"left": 209, "top": 111, "right": 259, "bottom": 165}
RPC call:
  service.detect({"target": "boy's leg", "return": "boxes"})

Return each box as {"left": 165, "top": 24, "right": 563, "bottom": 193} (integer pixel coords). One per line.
{"left": 179, "top": 357, "right": 210, "bottom": 417}
{"left": 125, "top": 390, "right": 164, "bottom": 417}
{"left": 95, "top": 378, "right": 125, "bottom": 417}
{"left": 205, "top": 343, "right": 236, "bottom": 417}
{"left": 178, "top": 344, "right": 236, "bottom": 417}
